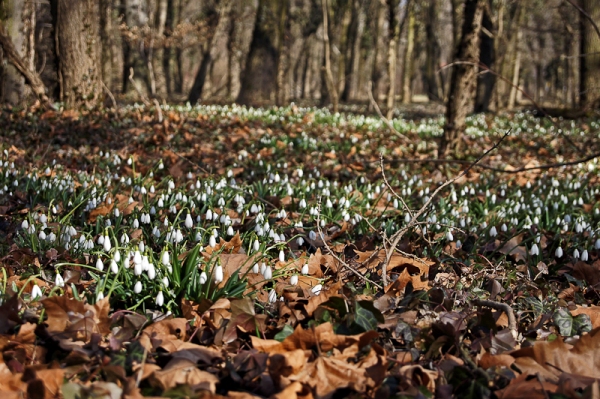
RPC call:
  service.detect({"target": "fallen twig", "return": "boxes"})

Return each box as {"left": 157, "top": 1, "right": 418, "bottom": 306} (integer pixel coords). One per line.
{"left": 380, "top": 130, "right": 510, "bottom": 286}
{"left": 472, "top": 298, "right": 518, "bottom": 340}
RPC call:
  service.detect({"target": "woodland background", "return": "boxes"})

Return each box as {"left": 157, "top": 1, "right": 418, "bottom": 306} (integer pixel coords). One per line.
{"left": 0, "top": 0, "right": 599, "bottom": 120}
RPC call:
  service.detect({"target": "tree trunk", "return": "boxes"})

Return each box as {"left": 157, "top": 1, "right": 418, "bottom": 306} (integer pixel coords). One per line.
{"left": 275, "top": 1, "right": 291, "bottom": 106}
{"left": 580, "top": 0, "right": 600, "bottom": 108}
{"left": 122, "top": 0, "right": 149, "bottom": 96}
{"left": 341, "top": 0, "right": 365, "bottom": 102}
{"left": 386, "top": 0, "right": 400, "bottom": 118}
{"left": 401, "top": 5, "right": 414, "bottom": 104}
{"left": 227, "top": 0, "right": 258, "bottom": 101}
{"left": 0, "top": 20, "right": 48, "bottom": 105}
{"left": 153, "top": 0, "right": 168, "bottom": 97}
{"left": 51, "top": 0, "right": 101, "bottom": 108}
{"left": 424, "top": 0, "right": 442, "bottom": 102}
{"left": 321, "top": 0, "right": 338, "bottom": 113}
{"left": 440, "top": 0, "right": 485, "bottom": 157}
{"left": 0, "top": 0, "right": 26, "bottom": 104}
{"left": 188, "top": 0, "right": 231, "bottom": 104}
{"left": 507, "top": 28, "right": 521, "bottom": 109}
{"left": 368, "top": 1, "right": 386, "bottom": 110}
{"left": 474, "top": 3, "right": 495, "bottom": 112}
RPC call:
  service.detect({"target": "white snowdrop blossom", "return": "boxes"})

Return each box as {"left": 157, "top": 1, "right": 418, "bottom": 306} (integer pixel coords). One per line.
{"left": 214, "top": 265, "right": 224, "bottom": 283}
{"left": 573, "top": 248, "right": 580, "bottom": 259}
{"left": 311, "top": 284, "right": 323, "bottom": 295}
{"left": 200, "top": 272, "right": 208, "bottom": 284}
{"left": 530, "top": 243, "right": 539, "bottom": 256}
{"left": 278, "top": 249, "right": 285, "bottom": 263}
{"left": 96, "top": 258, "right": 104, "bottom": 271}
{"left": 489, "top": 226, "right": 497, "bottom": 237}
{"left": 290, "top": 275, "right": 298, "bottom": 286}
{"left": 301, "top": 264, "right": 309, "bottom": 275}
{"left": 134, "top": 280, "right": 142, "bottom": 294}
{"left": 185, "top": 214, "right": 193, "bottom": 228}
{"left": 581, "top": 249, "right": 589, "bottom": 261}
{"left": 156, "top": 291, "right": 164, "bottom": 307}
{"left": 555, "top": 246, "right": 563, "bottom": 258}
{"left": 268, "top": 289, "right": 277, "bottom": 303}
{"left": 55, "top": 273, "right": 65, "bottom": 288}
{"left": 31, "top": 285, "right": 42, "bottom": 300}
{"left": 263, "top": 265, "right": 273, "bottom": 280}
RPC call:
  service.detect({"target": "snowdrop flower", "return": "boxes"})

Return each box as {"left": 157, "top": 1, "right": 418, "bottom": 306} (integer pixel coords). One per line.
{"left": 156, "top": 291, "right": 164, "bottom": 307}
{"left": 253, "top": 239, "right": 260, "bottom": 251}
{"left": 456, "top": 240, "right": 462, "bottom": 249}
{"left": 595, "top": 238, "right": 600, "bottom": 250}
{"left": 268, "top": 289, "right": 277, "bottom": 303}
{"left": 21, "top": 220, "right": 28, "bottom": 230}
{"left": 161, "top": 251, "right": 170, "bottom": 267}
{"left": 581, "top": 249, "right": 589, "bottom": 262}
{"left": 573, "top": 248, "right": 580, "bottom": 259}
{"left": 290, "top": 275, "right": 298, "bottom": 286}
{"left": 263, "top": 265, "right": 272, "bottom": 280}
{"left": 278, "top": 249, "right": 285, "bottom": 263}
{"left": 252, "top": 263, "right": 259, "bottom": 274}
{"left": 147, "top": 264, "right": 156, "bottom": 280}
{"left": 214, "top": 265, "right": 224, "bottom": 283}
{"left": 96, "top": 258, "right": 104, "bottom": 272}
{"left": 530, "top": 243, "right": 539, "bottom": 256}
{"left": 209, "top": 235, "right": 217, "bottom": 247}
{"left": 185, "top": 214, "right": 193, "bottom": 228}
{"left": 110, "top": 259, "right": 119, "bottom": 274}
{"left": 297, "top": 237, "right": 304, "bottom": 246}
{"left": 227, "top": 226, "right": 234, "bottom": 236}
{"left": 113, "top": 250, "right": 121, "bottom": 262}
{"left": 489, "top": 226, "right": 497, "bottom": 237}
{"left": 39, "top": 231, "right": 46, "bottom": 240}
{"left": 446, "top": 231, "right": 454, "bottom": 242}
{"left": 555, "top": 246, "right": 563, "bottom": 258}
{"left": 55, "top": 273, "right": 65, "bottom": 288}
{"left": 501, "top": 223, "right": 508, "bottom": 232}
{"left": 199, "top": 272, "right": 208, "bottom": 284}
{"left": 31, "top": 285, "right": 42, "bottom": 300}
{"left": 301, "top": 264, "right": 309, "bottom": 275}
{"left": 96, "top": 292, "right": 104, "bottom": 302}
{"left": 311, "top": 284, "right": 323, "bottom": 295}
{"left": 103, "top": 234, "right": 111, "bottom": 252}
{"left": 134, "top": 280, "right": 142, "bottom": 294}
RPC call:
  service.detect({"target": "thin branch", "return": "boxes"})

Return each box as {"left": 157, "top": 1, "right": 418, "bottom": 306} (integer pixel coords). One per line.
{"left": 380, "top": 130, "right": 511, "bottom": 286}
{"left": 128, "top": 67, "right": 151, "bottom": 106}
{"left": 368, "top": 81, "right": 410, "bottom": 143}
{"left": 377, "top": 147, "right": 600, "bottom": 174}
{"left": 564, "top": 0, "right": 600, "bottom": 41}
{"left": 316, "top": 199, "right": 383, "bottom": 290}
{"left": 472, "top": 298, "right": 518, "bottom": 340}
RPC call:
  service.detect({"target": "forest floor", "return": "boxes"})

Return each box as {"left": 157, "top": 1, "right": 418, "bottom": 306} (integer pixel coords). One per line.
{"left": 0, "top": 104, "right": 600, "bottom": 399}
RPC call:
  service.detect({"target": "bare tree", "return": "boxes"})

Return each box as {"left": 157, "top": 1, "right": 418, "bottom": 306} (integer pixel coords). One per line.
{"left": 322, "top": 0, "right": 338, "bottom": 113}
{"left": 440, "top": 0, "right": 485, "bottom": 157}
{"left": 580, "top": 0, "right": 600, "bottom": 108}
{"left": 51, "top": 0, "right": 101, "bottom": 108}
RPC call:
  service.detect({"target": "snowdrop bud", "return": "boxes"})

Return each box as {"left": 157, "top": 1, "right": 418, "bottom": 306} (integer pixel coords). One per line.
{"left": 301, "top": 264, "right": 309, "bottom": 275}
{"left": 31, "top": 285, "right": 42, "bottom": 300}
{"left": 96, "top": 258, "right": 104, "bottom": 271}
{"left": 21, "top": 220, "right": 28, "bottom": 230}
{"left": 134, "top": 281, "right": 142, "bottom": 294}
{"left": 253, "top": 239, "right": 260, "bottom": 251}
{"left": 573, "top": 248, "right": 580, "bottom": 259}
{"left": 96, "top": 292, "right": 104, "bottom": 302}
{"left": 456, "top": 240, "right": 462, "bottom": 249}
{"left": 530, "top": 243, "right": 539, "bottom": 256}
{"left": 268, "top": 289, "right": 277, "bottom": 303}
{"left": 290, "top": 275, "right": 298, "bottom": 285}
{"left": 113, "top": 250, "right": 121, "bottom": 262}
{"left": 214, "top": 265, "right": 224, "bottom": 283}
{"left": 279, "top": 249, "right": 285, "bottom": 263}
{"left": 311, "top": 284, "right": 323, "bottom": 295}
{"left": 252, "top": 263, "right": 259, "bottom": 274}
{"left": 103, "top": 235, "right": 111, "bottom": 252}
{"left": 581, "top": 249, "right": 589, "bottom": 261}
{"left": 199, "top": 272, "right": 208, "bottom": 284}
{"left": 446, "top": 231, "right": 454, "bottom": 241}
{"left": 595, "top": 238, "right": 600, "bottom": 250}
{"left": 489, "top": 226, "right": 497, "bottom": 237}
{"left": 147, "top": 264, "right": 156, "bottom": 280}
{"left": 110, "top": 259, "right": 119, "bottom": 274}
{"left": 133, "top": 250, "right": 142, "bottom": 266}
{"left": 134, "top": 261, "right": 142, "bottom": 276}
{"left": 297, "top": 237, "right": 304, "bottom": 246}
{"left": 501, "top": 223, "right": 507, "bottom": 232}
{"left": 185, "top": 214, "right": 193, "bottom": 228}
{"left": 555, "top": 246, "right": 563, "bottom": 258}
{"left": 132, "top": 219, "right": 139, "bottom": 229}
{"left": 156, "top": 291, "right": 164, "bottom": 307}
{"left": 55, "top": 273, "right": 64, "bottom": 288}
{"left": 227, "top": 226, "right": 234, "bottom": 236}
{"left": 114, "top": 208, "right": 120, "bottom": 218}
{"left": 39, "top": 231, "right": 46, "bottom": 240}
{"left": 161, "top": 251, "right": 170, "bottom": 266}
{"left": 263, "top": 265, "right": 272, "bottom": 280}
{"left": 162, "top": 276, "right": 169, "bottom": 288}
{"left": 209, "top": 235, "right": 217, "bottom": 248}
{"left": 309, "top": 231, "right": 317, "bottom": 240}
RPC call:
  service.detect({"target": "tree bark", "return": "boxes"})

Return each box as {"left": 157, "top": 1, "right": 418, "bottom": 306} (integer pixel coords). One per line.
{"left": 0, "top": 20, "right": 48, "bottom": 105}
{"left": 0, "top": 0, "right": 26, "bottom": 104}
{"left": 440, "top": 0, "right": 485, "bottom": 157}
{"left": 188, "top": 0, "right": 231, "bottom": 104}
{"left": 424, "top": 0, "right": 442, "bottom": 102}
{"left": 474, "top": 2, "right": 495, "bottom": 112}
{"left": 386, "top": 0, "right": 400, "bottom": 118}
{"left": 275, "top": 1, "right": 291, "bottom": 106}
{"left": 51, "top": 0, "right": 101, "bottom": 108}
{"left": 580, "top": 0, "right": 600, "bottom": 108}
{"left": 321, "top": 0, "right": 338, "bottom": 113}
{"left": 401, "top": 5, "right": 414, "bottom": 104}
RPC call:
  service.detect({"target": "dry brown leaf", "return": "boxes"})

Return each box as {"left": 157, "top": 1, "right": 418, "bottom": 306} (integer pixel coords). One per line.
{"left": 497, "top": 234, "right": 527, "bottom": 263}
{"left": 398, "top": 365, "right": 438, "bottom": 393}
{"left": 149, "top": 358, "right": 219, "bottom": 392}
{"left": 571, "top": 306, "right": 600, "bottom": 329}
{"left": 42, "top": 296, "right": 111, "bottom": 342}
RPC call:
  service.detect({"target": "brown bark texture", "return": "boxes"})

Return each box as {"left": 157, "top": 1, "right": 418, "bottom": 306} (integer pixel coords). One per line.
{"left": 52, "top": 0, "right": 101, "bottom": 108}
{"left": 440, "top": 0, "right": 484, "bottom": 157}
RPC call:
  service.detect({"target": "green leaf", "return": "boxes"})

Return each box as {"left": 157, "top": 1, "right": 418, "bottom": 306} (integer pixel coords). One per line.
{"left": 553, "top": 308, "right": 574, "bottom": 336}
{"left": 274, "top": 324, "right": 294, "bottom": 342}
{"left": 354, "top": 300, "right": 383, "bottom": 332}
{"left": 572, "top": 313, "right": 592, "bottom": 335}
